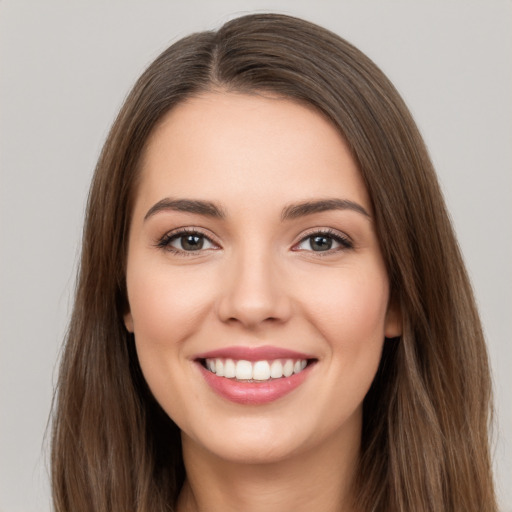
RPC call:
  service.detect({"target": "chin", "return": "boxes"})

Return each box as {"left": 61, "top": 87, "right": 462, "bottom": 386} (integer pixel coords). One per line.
{"left": 179, "top": 405, "right": 361, "bottom": 468}
{"left": 186, "top": 428, "right": 309, "bottom": 465}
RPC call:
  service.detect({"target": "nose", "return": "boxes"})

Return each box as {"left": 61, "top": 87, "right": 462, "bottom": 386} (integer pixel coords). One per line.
{"left": 216, "top": 249, "right": 293, "bottom": 329}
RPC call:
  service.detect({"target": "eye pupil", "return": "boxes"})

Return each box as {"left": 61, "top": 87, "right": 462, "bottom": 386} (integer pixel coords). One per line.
{"left": 181, "top": 234, "right": 204, "bottom": 250}
{"left": 311, "top": 235, "right": 332, "bottom": 251}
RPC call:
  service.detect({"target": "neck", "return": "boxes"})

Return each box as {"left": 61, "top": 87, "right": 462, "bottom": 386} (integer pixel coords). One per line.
{"left": 176, "top": 424, "right": 360, "bottom": 512}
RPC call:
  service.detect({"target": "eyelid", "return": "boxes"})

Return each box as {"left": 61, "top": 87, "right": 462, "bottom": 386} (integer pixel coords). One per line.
{"left": 155, "top": 226, "right": 352, "bottom": 256}
{"left": 291, "top": 227, "right": 353, "bottom": 252}
{"left": 155, "top": 226, "right": 221, "bottom": 254}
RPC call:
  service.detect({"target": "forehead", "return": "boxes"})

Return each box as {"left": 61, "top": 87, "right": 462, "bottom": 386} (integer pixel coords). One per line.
{"left": 135, "top": 91, "right": 370, "bottom": 215}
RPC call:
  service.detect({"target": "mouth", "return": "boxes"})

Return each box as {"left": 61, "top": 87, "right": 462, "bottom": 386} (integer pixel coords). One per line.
{"left": 199, "top": 357, "right": 315, "bottom": 382}
{"left": 193, "top": 346, "right": 317, "bottom": 405}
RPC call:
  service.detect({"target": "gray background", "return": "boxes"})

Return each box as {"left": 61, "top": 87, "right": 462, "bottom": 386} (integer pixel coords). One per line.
{"left": 1, "top": 1, "right": 511, "bottom": 511}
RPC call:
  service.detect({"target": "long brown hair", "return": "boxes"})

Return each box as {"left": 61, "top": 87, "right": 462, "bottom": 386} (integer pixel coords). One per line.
{"left": 51, "top": 13, "right": 496, "bottom": 512}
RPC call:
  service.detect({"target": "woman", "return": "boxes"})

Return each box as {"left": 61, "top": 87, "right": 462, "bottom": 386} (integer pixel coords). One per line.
{"left": 51, "top": 13, "right": 497, "bottom": 512}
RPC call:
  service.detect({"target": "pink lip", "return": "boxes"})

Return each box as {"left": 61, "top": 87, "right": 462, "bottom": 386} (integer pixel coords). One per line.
{"left": 193, "top": 345, "right": 317, "bottom": 405}
{"left": 194, "top": 345, "right": 314, "bottom": 362}
{"left": 197, "top": 363, "right": 314, "bottom": 405}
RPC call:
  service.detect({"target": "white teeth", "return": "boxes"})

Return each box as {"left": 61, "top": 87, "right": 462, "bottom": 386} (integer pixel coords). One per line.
{"left": 293, "top": 360, "right": 307, "bottom": 373}
{"left": 224, "top": 358, "right": 236, "bottom": 378}
{"left": 215, "top": 358, "right": 225, "bottom": 377}
{"left": 205, "top": 357, "right": 309, "bottom": 381}
{"left": 253, "top": 361, "right": 271, "bottom": 381}
{"left": 283, "top": 359, "right": 294, "bottom": 377}
{"left": 235, "top": 360, "right": 253, "bottom": 380}
{"left": 270, "top": 360, "right": 283, "bottom": 378}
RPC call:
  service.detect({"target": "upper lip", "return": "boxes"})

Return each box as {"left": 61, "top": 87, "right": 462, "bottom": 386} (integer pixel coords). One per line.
{"left": 194, "top": 345, "right": 315, "bottom": 362}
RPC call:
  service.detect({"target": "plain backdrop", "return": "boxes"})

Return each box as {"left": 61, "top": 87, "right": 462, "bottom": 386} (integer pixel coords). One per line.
{"left": 1, "top": 1, "right": 511, "bottom": 511}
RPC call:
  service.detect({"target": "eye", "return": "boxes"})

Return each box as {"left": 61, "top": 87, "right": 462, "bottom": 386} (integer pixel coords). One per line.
{"left": 294, "top": 230, "right": 352, "bottom": 253}
{"left": 157, "top": 229, "right": 218, "bottom": 254}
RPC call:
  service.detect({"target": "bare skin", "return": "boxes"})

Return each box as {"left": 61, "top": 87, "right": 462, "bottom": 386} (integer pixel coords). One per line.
{"left": 176, "top": 423, "right": 360, "bottom": 512}
{"left": 124, "top": 91, "right": 401, "bottom": 512}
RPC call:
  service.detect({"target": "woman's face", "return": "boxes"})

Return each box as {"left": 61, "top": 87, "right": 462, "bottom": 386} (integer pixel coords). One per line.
{"left": 124, "top": 92, "right": 401, "bottom": 464}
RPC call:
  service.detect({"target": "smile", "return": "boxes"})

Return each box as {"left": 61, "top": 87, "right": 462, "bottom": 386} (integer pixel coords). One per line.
{"left": 204, "top": 358, "right": 308, "bottom": 381}
{"left": 194, "top": 346, "right": 317, "bottom": 405}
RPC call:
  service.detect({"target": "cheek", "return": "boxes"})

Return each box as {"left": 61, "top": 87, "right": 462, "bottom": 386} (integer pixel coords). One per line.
{"left": 127, "top": 262, "right": 215, "bottom": 344}
{"left": 300, "top": 265, "right": 389, "bottom": 424}
{"left": 125, "top": 261, "right": 221, "bottom": 396}
{"left": 125, "top": 261, "right": 220, "bottom": 423}
{"left": 298, "top": 262, "right": 389, "bottom": 358}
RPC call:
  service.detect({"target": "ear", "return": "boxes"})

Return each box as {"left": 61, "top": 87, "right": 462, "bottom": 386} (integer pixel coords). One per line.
{"left": 384, "top": 297, "right": 402, "bottom": 338}
{"left": 124, "top": 311, "right": 134, "bottom": 333}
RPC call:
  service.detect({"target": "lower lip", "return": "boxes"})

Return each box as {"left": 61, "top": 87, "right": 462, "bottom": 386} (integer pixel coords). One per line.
{"left": 197, "top": 362, "right": 314, "bottom": 405}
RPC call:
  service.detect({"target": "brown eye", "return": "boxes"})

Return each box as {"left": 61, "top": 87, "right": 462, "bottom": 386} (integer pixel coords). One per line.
{"left": 310, "top": 235, "right": 333, "bottom": 251}
{"left": 158, "top": 230, "right": 217, "bottom": 253}
{"left": 179, "top": 234, "right": 205, "bottom": 251}
{"left": 294, "top": 230, "right": 353, "bottom": 253}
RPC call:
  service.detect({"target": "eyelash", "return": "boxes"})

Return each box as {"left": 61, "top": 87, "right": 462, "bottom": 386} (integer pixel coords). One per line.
{"left": 155, "top": 228, "right": 218, "bottom": 257}
{"left": 293, "top": 228, "right": 353, "bottom": 255}
{"left": 155, "top": 227, "right": 353, "bottom": 256}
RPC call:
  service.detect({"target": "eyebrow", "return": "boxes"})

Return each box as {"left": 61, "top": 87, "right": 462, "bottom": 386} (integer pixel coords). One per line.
{"left": 144, "top": 197, "right": 370, "bottom": 222}
{"left": 144, "top": 198, "right": 226, "bottom": 221}
{"left": 281, "top": 198, "right": 370, "bottom": 220}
